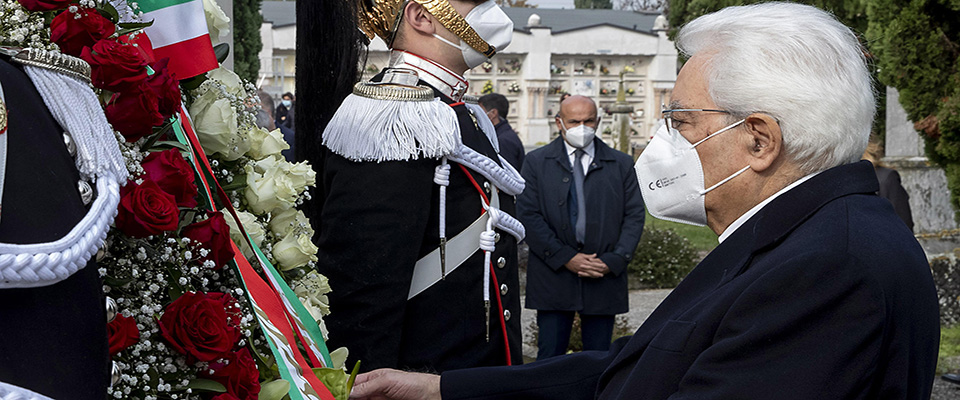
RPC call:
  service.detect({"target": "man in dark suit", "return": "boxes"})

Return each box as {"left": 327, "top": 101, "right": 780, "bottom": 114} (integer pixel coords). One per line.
{"left": 519, "top": 95, "right": 644, "bottom": 359}
{"left": 478, "top": 93, "right": 524, "bottom": 171}
{"left": 349, "top": 3, "right": 940, "bottom": 399}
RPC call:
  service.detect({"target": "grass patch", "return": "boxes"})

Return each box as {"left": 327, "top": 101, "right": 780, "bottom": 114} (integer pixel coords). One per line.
{"left": 644, "top": 211, "right": 718, "bottom": 253}
{"left": 939, "top": 325, "right": 960, "bottom": 375}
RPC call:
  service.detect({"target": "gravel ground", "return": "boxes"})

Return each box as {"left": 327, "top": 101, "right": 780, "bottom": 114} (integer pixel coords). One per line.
{"left": 931, "top": 377, "right": 960, "bottom": 399}
{"left": 520, "top": 289, "right": 960, "bottom": 398}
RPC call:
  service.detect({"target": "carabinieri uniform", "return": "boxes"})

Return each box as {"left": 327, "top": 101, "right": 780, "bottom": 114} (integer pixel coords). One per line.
{"left": 316, "top": 50, "right": 525, "bottom": 372}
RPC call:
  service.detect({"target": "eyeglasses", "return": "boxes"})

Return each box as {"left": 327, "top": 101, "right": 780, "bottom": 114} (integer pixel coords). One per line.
{"left": 661, "top": 106, "right": 731, "bottom": 130}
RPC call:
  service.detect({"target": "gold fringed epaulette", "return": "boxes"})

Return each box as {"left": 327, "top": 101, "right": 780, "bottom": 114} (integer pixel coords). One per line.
{"left": 322, "top": 69, "right": 462, "bottom": 163}
{"left": 11, "top": 48, "right": 91, "bottom": 84}
{"left": 353, "top": 81, "right": 434, "bottom": 102}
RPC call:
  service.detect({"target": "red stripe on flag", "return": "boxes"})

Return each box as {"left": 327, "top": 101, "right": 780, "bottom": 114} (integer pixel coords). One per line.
{"left": 152, "top": 34, "right": 218, "bottom": 79}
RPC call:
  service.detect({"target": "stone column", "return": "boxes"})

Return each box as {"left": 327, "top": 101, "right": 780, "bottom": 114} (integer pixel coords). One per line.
{"left": 883, "top": 86, "right": 959, "bottom": 254}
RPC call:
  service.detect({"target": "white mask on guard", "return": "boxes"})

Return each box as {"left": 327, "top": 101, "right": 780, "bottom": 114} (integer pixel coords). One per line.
{"left": 432, "top": 0, "right": 513, "bottom": 69}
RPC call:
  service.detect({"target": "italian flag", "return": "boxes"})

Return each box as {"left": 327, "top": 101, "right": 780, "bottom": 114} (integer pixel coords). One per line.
{"left": 138, "top": 0, "right": 219, "bottom": 79}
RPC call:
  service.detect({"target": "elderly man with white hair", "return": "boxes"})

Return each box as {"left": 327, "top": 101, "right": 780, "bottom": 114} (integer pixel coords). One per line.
{"left": 348, "top": 3, "right": 941, "bottom": 399}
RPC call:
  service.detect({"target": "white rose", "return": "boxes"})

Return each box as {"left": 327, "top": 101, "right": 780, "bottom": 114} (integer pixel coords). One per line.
{"left": 202, "top": 0, "right": 230, "bottom": 44}
{"left": 267, "top": 206, "right": 312, "bottom": 237}
{"left": 190, "top": 96, "right": 249, "bottom": 160}
{"left": 223, "top": 210, "right": 266, "bottom": 259}
{"left": 244, "top": 158, "right": 297, "bottom": 214}
{"left": 273, "top": 231, "right": 318, "bottom": 270}
{"left": 278, "top": 160, "right": 317, "bottom": 194}
{"left": 206, "top": 67, "right": 245, "bottom": 97}
{"left": 247, "top": 126, "right": 289, "bottom": 160}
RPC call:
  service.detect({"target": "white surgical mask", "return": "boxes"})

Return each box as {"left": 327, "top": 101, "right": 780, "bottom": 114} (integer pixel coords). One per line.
{"left": 559, "top": 119, "right": 596, "bottom": 148}
{"left": 281, "top": 99, "right": 292, "bottom": 108}
{"left": 634, "top": 119, "right": 750, "bottom": 226}
{"left": 432, "top": 0, "right": 513, "bottom": 69}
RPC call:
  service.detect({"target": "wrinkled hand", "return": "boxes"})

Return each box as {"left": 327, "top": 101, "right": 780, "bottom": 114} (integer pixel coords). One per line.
{"left": 564, "top": 253, "right": 610, "bottom": 278}
{"left": 349, "top": 368, "right": 441, "bottom": 400}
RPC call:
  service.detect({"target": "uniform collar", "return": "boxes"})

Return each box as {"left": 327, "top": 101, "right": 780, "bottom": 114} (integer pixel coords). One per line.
{"left": 389, "top": 50, "right": 469, "bottom": 102}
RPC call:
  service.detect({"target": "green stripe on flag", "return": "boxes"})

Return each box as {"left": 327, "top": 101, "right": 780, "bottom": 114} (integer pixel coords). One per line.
{"left": 133, "top": 0, "right": 195, "bottom": 14}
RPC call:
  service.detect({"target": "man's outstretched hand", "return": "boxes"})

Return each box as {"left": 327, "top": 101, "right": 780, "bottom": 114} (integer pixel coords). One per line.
{"left": 349, "top": 368, "right": 442, "bottom": 400}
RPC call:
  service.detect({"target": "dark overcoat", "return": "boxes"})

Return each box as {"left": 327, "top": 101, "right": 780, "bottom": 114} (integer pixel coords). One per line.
{"left": 519, "top": 137, "right": 645, "bottom": 315}
{"left": 441, "top": 161, "right": 940, "bottom": 399}
{"left": 316, "top": 81, "right": 522, "bottom": 373}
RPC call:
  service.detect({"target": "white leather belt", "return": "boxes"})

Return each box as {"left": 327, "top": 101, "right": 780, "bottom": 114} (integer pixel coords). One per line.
{"left": 408, "top": 186, "right": 499, "bottom": 299}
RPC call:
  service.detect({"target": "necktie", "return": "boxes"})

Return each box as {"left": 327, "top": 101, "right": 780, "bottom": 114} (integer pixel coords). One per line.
{"left": 574, "top": 149, "right": 586, "bottom": 244}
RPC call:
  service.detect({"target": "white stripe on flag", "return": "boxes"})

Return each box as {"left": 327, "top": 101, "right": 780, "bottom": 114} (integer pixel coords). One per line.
{"left": 142, "top": 0, "right": 209, "bottom": 49}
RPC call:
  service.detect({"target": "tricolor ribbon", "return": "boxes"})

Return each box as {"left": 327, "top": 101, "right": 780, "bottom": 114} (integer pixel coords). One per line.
{"left": 171, "top": 107, "right": 334, "bottom": 400}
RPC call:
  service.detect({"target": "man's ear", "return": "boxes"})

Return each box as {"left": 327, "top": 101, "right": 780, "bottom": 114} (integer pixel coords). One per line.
{"left": 555, "top": 116, "right": 564, "bottom": 132}
{"left": 743, "top": 113, "right": 782, "bottom": 172}
{"left": 402, "top": 2, "right": 436, "bottom": 36}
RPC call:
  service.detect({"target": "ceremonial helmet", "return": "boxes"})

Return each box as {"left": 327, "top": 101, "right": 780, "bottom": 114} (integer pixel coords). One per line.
{"left": 357, "top": 0, "right": 499, "bottom": 58}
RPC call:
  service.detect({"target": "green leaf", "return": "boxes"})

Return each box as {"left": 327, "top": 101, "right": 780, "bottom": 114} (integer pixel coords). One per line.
{"left": 220, "top": 174, "right": 248, "bottom": 192}
{"left": 258, "top": 379, "right": 290, "bottom": 400}
{"left": 187, "top": 379, "right": 227, "bottom": 393}
{"left": 312, "top": 367, "right": 348, "bottom": 400}
{"left": 151, "top": 141, "right": 190, "bottom": 152}
{"left": 346, "top": 361, "right": 361, "bottom": 395}
{"left": 118, "top": 21, "right": 154, "bottom": 30}
{"left": 98, "top": 2, "right": 120, "bottom": 23}
{"left": 180, "top": 74, "right": 208, "bottom": 90}
{"left": 214, "top": 43, "right": 231, "bottom": 64}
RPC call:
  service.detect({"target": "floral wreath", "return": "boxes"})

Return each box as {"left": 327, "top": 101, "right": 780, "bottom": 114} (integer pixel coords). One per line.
{"left": 1, "top": 0, "right": 356, "bottom": 399}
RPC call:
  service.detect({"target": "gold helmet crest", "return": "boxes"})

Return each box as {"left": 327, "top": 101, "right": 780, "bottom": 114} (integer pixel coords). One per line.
{"left": 357, "top": 0, "right": 498, "bottom": 58}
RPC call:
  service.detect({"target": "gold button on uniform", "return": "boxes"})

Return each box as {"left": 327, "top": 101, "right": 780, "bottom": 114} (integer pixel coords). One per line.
{"left": 497, "top": 256, "right": 506, "bottom": 269}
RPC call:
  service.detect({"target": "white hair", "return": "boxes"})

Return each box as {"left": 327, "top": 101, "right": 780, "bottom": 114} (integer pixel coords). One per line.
{"left": 676, "top": 2, "right": 875, "bottom": 174}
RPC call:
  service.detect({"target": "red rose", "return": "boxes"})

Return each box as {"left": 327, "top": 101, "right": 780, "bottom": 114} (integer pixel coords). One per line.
{"left": 181, "top": 212, "right": 235, "bottom": 269}
{"left": 16, "top": 0, "right": 71, "bottom": 11}
{"left": 205, "top": 348, "right": 261, "bottom": 400}
{"left": 105, "top": 82, "right": 165, "bottom": 142}
{"left": 107, "top": 314, "right": 140, "bottom": 356}
{"left": 158, "top": 292, "right": 242, "bottom": 362}
{"left": 50, "top": 7, "right": 116, "bottom": 57}
{"left": 146, "top": 58, "right": 182, "bottom": 119}
{"left": 81, "top": 39, "right": 148, "bottom": 92}
{"left": 115, "top": 179, "right": 179, "bottom": 238}
{"left": 142, "top": 149, "right": 197, "bottom": 208}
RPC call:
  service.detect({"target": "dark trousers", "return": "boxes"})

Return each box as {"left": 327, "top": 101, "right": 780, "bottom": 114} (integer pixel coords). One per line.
{"left": 536, "top": 310, "right": 615, "bottom": 360}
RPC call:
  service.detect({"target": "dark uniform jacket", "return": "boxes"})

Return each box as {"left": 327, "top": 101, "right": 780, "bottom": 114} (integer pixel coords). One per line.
{"left": 441, "top": 161, "right": 940, "bottom": 399}
{"left": 519, "top": 137, "right": 644, "bottom": 315}
{"left": 0, "top": 58, "right": 109, "bottom": 399}
{"left": 316, "top": 79, "right": 522, "bottom": 373}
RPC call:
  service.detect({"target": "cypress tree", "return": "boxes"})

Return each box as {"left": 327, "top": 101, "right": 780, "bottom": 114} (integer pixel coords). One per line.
{"left": 233, "top": 0, "right": 263, "bottom": 83}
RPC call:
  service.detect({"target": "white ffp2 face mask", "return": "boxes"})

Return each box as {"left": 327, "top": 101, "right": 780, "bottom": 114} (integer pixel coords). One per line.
{"left": 559, "top": 120, "right": 596, "bottom": 148}
{"left": 432, "top": 0, "right": 513, "bottom": 69}
{"left": 634, "top": 120, "right": 749, "bottom": 226}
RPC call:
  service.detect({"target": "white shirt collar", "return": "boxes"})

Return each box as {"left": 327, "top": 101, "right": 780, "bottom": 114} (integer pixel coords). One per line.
{"left": 718, "top": 171, "right": 821, "bottom": 243}
{"left": 389, "top": 50, "right": 469, "bottom": 101}
{"left": 563, "top": 138, "right": 595, "bottom": 159}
